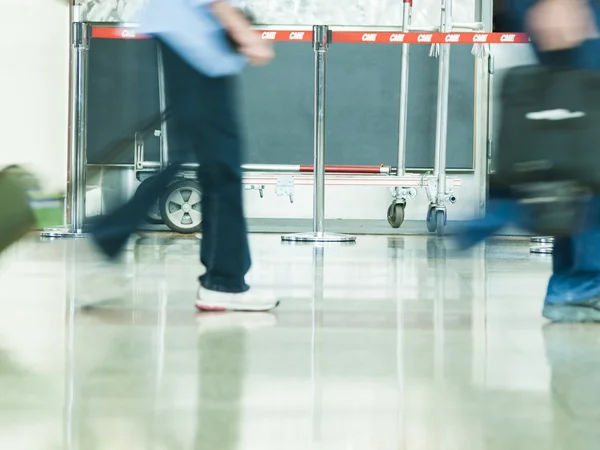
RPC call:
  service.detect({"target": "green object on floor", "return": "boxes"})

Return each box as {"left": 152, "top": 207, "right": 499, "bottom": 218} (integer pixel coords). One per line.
{"left": 0, "top": 166, "right": 37, "bottom": 253}
{"left": 30, "top": 193, "right": 64, "bottom": 229}
{"left": 0, "top": 166, "right": 65, "bottom": 254}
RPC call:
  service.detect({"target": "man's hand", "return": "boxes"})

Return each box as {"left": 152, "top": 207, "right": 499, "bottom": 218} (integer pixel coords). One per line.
{"left": 210, "top": 1, "right": 274, "bottom": 66}
{"left": 526, "top": 0, "right": 599, "bottom": 51}
{"left": 238, "top": 34, "right": 274, "bottom": 66}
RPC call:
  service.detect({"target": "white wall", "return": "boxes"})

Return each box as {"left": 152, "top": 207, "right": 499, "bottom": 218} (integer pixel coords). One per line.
{"left": 0, "top": 0, "right": 69, "bottom": 192}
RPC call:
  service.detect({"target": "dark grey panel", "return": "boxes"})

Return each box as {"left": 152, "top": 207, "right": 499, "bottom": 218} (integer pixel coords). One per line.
{"left": 86, "top": 39, "right": 475, "bottom": 170}
{"left": 324, "top": 43, "right": 474, "bottom": 169}
{"left": 87, "top": 38, "right": 162, "bottom": 164}
{"left": 240, "top": 42, "right": 475, "bottom": 169}
{"left": 239, "top": 42, "right": 314, "bottom": 165}
{"left": 405, "top": 44, "right": 476, "bottom": 170}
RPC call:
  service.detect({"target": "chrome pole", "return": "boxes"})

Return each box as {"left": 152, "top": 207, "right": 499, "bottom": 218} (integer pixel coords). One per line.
{"left": 282, "top": 26, "right": 356, "bottom": 243}
{"left": 313, "top": 24, "right": 326, "bottom": 235}
{"left": 157, "top": 44, "right": 169, "bottom": 170}
{"left": 42, "top": 2, "right": 89, "bottom": 238}
{"left": 433, "top": 0, "right": 452, "bottom": 204}
{"left": 397, "top": 0, "right": 412, "bottom": 177}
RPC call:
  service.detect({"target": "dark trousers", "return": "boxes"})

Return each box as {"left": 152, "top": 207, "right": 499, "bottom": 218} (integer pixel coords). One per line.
{"left": 93, "top": 40, "right": 251, "bottom": 293}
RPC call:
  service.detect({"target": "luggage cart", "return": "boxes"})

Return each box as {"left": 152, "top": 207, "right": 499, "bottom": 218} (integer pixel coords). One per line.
{"left": 128, "top": 24, "right": 464, "bottom": 236}
{"left": 424, "top": 0, "right": 491, "bottom": 235}
{"left": 425, "top": 0, "right": 454, "bottom": 235}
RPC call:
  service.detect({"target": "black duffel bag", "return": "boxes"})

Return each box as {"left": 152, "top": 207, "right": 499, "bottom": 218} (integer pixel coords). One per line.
{"left": 492, "top": 65, "right": 600, "bottom": 236}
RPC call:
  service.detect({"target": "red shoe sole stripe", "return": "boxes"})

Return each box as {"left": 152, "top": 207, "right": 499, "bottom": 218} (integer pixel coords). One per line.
{"left": 195, "top": 304, "right": 227, "bottom": 312}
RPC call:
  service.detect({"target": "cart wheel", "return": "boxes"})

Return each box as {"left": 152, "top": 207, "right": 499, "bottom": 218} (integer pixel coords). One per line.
{"left": 159, "top": 180, "right": 202, "bottom": 234}
{"left": 387, "top": 202, "right": 405, "bottom": 229}
{"left": 137, "top": 177, "right": 164, "bottom": 224}
{"left": 426, "top": 204, "right": 437, "bottom": 233}
{"left": 435, "top": 209, "right": 447, "bottom": 236}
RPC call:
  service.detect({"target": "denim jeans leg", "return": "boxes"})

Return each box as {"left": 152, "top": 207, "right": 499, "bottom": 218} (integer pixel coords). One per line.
{"left": 160, "top": 41, "right": 251, "bottom": 294}
{"left": 93, "top": 164, "right": 179, "bottom": 258}
{"left": 546, "top": 229, "right": 600, "bottom": 305}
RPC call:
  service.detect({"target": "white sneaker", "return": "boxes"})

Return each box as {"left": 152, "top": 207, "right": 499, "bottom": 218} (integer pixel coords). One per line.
{"left": 195, "top": 287, "right": 280, "bottom": 312}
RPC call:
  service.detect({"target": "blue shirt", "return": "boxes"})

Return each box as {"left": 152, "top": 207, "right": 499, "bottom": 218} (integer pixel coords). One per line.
{"left": 138, "top": 0, "right": 247, "bottom": 77}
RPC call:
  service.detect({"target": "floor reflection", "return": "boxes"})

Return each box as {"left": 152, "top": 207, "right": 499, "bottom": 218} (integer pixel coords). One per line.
{"left": 0, "top": 233, "right": 596, "bottom": 448}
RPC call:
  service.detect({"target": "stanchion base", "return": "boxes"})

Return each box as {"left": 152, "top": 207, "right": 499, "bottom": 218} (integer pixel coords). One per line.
{"left": 530, "top": 237, "right": 555, "bottom": 244}
{"left": 281, "top": 232, "right": 357, "bottom": 243}
{"left": 530, "top": 245, "right": 553, "bottom": 254}
{"left": 40, "top": 227, "right": 89, "bottom": 239}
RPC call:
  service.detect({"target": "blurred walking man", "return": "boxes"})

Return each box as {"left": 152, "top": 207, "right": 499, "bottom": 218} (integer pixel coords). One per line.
{"left": 92, "top": 0, "right": 279, "bottom": 312}
{"left": 459, "top": 0, "right": 600, "bottom": 322}
{"left": 521, "top": 0, "right": 600, "bottom": 322}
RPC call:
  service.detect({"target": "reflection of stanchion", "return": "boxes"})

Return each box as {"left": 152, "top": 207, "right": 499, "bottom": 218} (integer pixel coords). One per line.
{"left": 148, "top": 255, "right": 168, "bottom": 446}
{"left": 42, "top": 2, "right": 89, "bottom": 239}
{"left": 471, "top": 241, "right": 488, "bottom": 385}
{"left": 530, "top": 236, "right": 554, "bottom": 254}
{"left": 282, "top": 26, "right": 356, "bottom": 244}
{"left": 310, "top": 246, "right": 324, "bottom": 443}
{"left": 63, "top": 241, "right": 78, "bottom": 450}
{"left": 432, "top": 238, "right": 445, "bottom": 449}
{"left": 390, "top": 238, "right": 405, "bottom": 447}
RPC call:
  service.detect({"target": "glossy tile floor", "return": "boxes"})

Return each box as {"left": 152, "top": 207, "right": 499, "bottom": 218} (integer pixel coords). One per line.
{"left": 0, "top": 232, "right": 597, "bottom": 450}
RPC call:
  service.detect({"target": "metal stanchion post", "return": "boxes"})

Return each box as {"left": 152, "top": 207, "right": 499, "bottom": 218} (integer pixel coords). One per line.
{"left": 426, "top": 0, "right": 453, "bottom": 235}
{"left": 433, "top": 0, "right": 452, "bottom": 204}
{"left": 157, "top": 45, "right": 169, "bottom": 170}
{"left": 42, "top": 1, "right": 89, "bottom": 238}
{"left": 397, "top": 0, "right": 412, "bottom": 178}
{"left": 282, "top": 25, "right": 356, "bottom": 243}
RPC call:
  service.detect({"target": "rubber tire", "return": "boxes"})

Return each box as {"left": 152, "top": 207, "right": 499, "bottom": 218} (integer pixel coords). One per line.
{"left": 387, "top": 202, "right": 405, "bottom": 229}
{"left": 435, "top": 209, "right": 446, "bottom": 236}
{"left": 426, "top": 205, "right": 437, "bottom": 233}
{"left": 159, "top": 179, "right": 203, "bottom": 234}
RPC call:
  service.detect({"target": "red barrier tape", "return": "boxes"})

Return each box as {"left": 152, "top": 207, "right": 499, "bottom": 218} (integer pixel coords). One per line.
{"left": 300, "top": 165, "right": 387, "bottom": 174}
{"left": 91, "top": 26, "right": 530, "bottom": 44}
{"left": 92, "top": 27, "right": 149, "bottom": 40}
{"left": 333, "top": 31, "right": 529, "bottom": 44}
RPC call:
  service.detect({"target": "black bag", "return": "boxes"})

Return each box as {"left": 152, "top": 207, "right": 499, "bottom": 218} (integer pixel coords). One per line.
{"left": 492, "top": 65, "right": 600, "bottom": 235}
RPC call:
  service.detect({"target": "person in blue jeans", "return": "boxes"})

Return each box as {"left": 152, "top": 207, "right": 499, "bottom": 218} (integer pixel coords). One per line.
{"left": 459, "top": 0, "right": 600, "bottom": 322}
{"left": 92, "top": 0, "right": 279, "bottom": 312}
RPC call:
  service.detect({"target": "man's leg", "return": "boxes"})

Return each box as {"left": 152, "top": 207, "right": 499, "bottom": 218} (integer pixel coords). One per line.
{"left": 159, "top": 41, "right": 277, "bottom": 311}
{"left": 543, "top": 228, "right": 600, "bottom": 322}
{"left": 194, "top": 76, "right": 251, "bottom": 294}
{"left": 92, "top": 164, "right": 179, "bottom": 259}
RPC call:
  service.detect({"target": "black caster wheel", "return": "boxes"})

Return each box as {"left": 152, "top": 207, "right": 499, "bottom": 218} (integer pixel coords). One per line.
{"left": 387, "top": 202, "right": 406, "bottom": 229}
{"left": 426, "top": 204, "right": 437, "bottom": 233}
{"left": 159, "top": 179, "right": 203, "bottom": 234}
{"left": 435, "top": 209, "right": 447, "bottom": 236}
{"left": 137, "top": 177, "right": 164, "bottom": 224}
